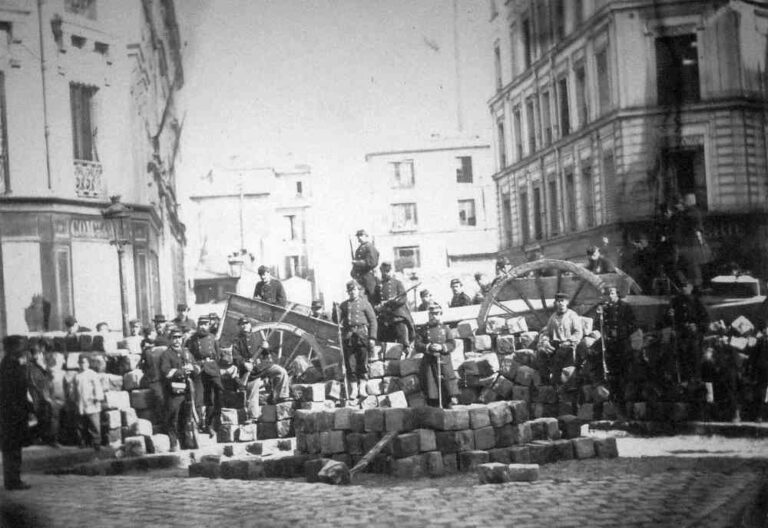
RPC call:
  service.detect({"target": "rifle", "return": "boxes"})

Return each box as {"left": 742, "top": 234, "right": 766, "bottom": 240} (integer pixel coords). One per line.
{"left": 596, "top": 304, "right": 609, "bottom": 380}
{"left": 349, "top": 238, "right": 358, "bottom": 280}
{"left": 334, "top": 302, "right": 350, "bottom": 404}
{"left": 427, "top": 324, "right": 448, "bottom": 409}
{"left": 376, "top": 282, "right": 421, "bottom": 315}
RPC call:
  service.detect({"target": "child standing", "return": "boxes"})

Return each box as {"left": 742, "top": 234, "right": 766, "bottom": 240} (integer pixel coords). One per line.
{"left": 70, "top": 354, "right": 104, "bottom": 450}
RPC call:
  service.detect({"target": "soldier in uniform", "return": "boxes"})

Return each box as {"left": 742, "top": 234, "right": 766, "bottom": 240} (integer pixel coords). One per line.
{"left": 186, "top": 316, "right": 222, "bottom": 435}
{"left": 415, "top": 303, "right": 459, "bottom": 408}
{"left": 253, "top": 265, "right": 287, "bottom": 307}
{"left": 148, "top": 314, "right": 170, "bottom": 348}
{"left": 416, "top": 289, "right": 435, "bottom": 312}
{"left": 664, "top": 279, "right": 709, "bottom": 383}
{"left": 171, "top": 303, "right": 197, "bottom": 335}
{"left": 310, "top": 300, "right": 329, "bottom": 320}
{"left": 231, "top": 317, "right": 291, "bottom": 420}
{"left": 159, "top": 328, "right": 198, "bottom": 451}
{"left": 336, "top": 280, "right": 377, "bottom": 392}
{"left": 537, "top": 292, "right": 584, "bottom": 385}
{"left": 598, "top": 286, "right": 637, "bottom": 405}
{"left": 373, "top": 262, "right": 414, "bottom": 352}
{"left": 350, "top": 229, "right": 379, "bottom": 299}
{"left": 448, "top": 278, "right": 472, "bottom": 308}
{"left": 586, "top": 246, "right": 615, "bottom": 275}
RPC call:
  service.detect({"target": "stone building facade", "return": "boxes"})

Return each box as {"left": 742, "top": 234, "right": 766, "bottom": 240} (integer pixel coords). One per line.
{"left": 0, "top": 0, "right": 186, "bottom": 336}
{"left": 489, "top": 0, "right": 768, "bottom": 277}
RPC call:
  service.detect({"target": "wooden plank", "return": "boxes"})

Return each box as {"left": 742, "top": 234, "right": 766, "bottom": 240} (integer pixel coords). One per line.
{"left": 349, "top": 431, "right": 398, "bottom": 478}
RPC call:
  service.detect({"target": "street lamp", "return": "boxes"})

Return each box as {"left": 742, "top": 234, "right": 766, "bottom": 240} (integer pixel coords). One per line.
{"left": 102, "top": 195, "right": 132, "bottom": 337}
{"left": 227, "top": 252, "right": 244, "bottom": 279}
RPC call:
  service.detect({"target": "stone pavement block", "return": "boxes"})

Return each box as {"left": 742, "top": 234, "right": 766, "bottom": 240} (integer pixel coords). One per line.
{"left": 506, "top": 463, "right": 540, "bottom": 482}
{"left": 444, "top": 407, "right": 471, "bottom": 430}
{"left": 528, "top": 441, "right": 557, "bottom": 464}
{"left": 121, "top": 407, "right": 138, "bottom": 427}
{"left": 102, "top": 409, "right": 121, "bottom": 430}
{"left": 384, "top": 360, "right": 400, "bottom": 377}
{"left": 316, "top": 410, "right": 336, "bottom": 432}
{"left": 220, "top": 408, "right": 239, "bottom": 425}
{"left": 435, "top": 430, "right": 475, "bottom": 453}
{"left": 494, "top": 424, "right": 515, "bottom": 448}
{"left": 362, "top": 432, "right": 381, "bottom": 453}
{"left": 364, "top": 408, "right": 385, "bottom": 432}
{"left": 488, "top": 447, "right": 512, "bottom": 464}
{"left": 218, "top": 424, "right": 237, "bottom": 443}
{"left": 552, "top": 439, "right": 574, "bottom": 461}
{"left": 406, "top": 392, "right": 427, "bottom": 408}
{"left": 508, "top": 445, "right": 531, "bottom": 463}
{"left": 391, "top": 454, "right": 425, "bottom": 479}
{"left": 514, "top": 365, "right": 536, "bottom": 386}
{"left": 383, "top": 342, "right": 404, "bottom": 360}
{"left": 529, "top": 419, "right": 546, "bottom": 440}
{"left": 415, "top": 428, "right": 436, "bottom": 452}
{"left": 533, "top": 385, "right": 557, "bottom": 404}
{"left": 557, "top": 415, "right": 582, "bottom": 439}
{"left": 393, "top": 432, "right": 420, "bottom": 458}
{"left": 303, "top": 383, "right": 327, "bottom": 402}
{"left": 381, "top": 376, "right": 401, "bottom": 394}
{"left": 458, "top": 450, "right": 489, "bottom": 472}
{"left": 129, "top": 418, "right": 153, "bottom": 437}
{"left": 260, "top": 405, "right": 277, "bottom": 423}
{"left": 221, "top": 460, "right": 249, "bottom": 480}
{"left": 345, "top": 432, "right": 364, "bottom": 455}
{"left": 188, "top": 461, "right": 221, "bottom": 479}
{"left": 246, "top": 459, "right": 264, "bottom": 479}
{"left": 487, "top": 401, "right": 513, "bottom": 427}
{"left": 236, "top": 423, "right": 258, "bottom": 442}
{"left": 414, "top": 406, "right": 442, "bottom": 429}
{"left": 497, "top": 336, "right": 517, "bottom": 357}
{"left": 512, "top": 422, "right": 533, "bottom": 445}
{"left": 399, "top": 358, "right": 421, "bottom": 377}
{"left": 594, "top": 437, "right": 619, "bottom": 458}
{"left": 293, "top": 410, "right": 315, "bottom": 434}
{"left": 104, "top": 390, "right": 131, "bottom": 411}
{"left": 346, "top": 409, "right": 365, "bottom": 433}
{"left": 258, "top": 422, "right": 278, "bottom": 440}
{"left": 531, "top": 403, "right": 545, "bottom": 419}
{"left": 473, "top": 426, "right": 496, "bottom": 451}
{"left": 572, "top": 437, "right": 596, "bottom": 459}
{"left": 333, "top": 408, "right": 353, "bottom": 430}
{"left": 146, "top": 434, "right": 170, "bottom": 454}
{"left": 385, "top": 390, "right": 408, "bottom": 408}
{"left": 129, "top": 389, "right": 153, "bottom": 410}
{"left": 123, "top": 369, "right": 143, "bottom": 391}
{"left": 442, "top": 453, "right": 459, "bottom": 474}
{"left": 457, "top": 387, "right": 479, "bottom": 405}
{"left": 508, "top": 400, "right": 529, "bottom": 423}
{"left": 123, "top": 436, "right": 146, "bottom": 457}
{"left": 384, "top": 407, "right": 415, "bottom": 432}
{"left": 478, "top": 386, "right": 499, "bottom": 404}
{"left": 492, "top": 375, "right": 515, "bottom": 399}
{"left": 423, "top": 451, "right": 444, "bottom": 477}
{"left": 320, "top": 431, "right": 345, "bottom": 455}
{"left": 368, "top": 360, "right": 385, "bottom": 379}
{"left": 299, "top": 400, "right": 333, "bottom": 411}
{"left": 477, "top": 462, "right": 510, "bottom": 484}
{"left": 577, "top": 403, "right": 594, "bottom": 421}
{"left": 457, "top": 320, "right": 478, "bottom": 338}
{"left": 399, "top": 374, "right": 420, "bottom": 395}
{"left": 512, "top": 385, "right": 530, "bottom": 402}
{"left": 468, "top": 404, "right": 491, "bottom": 429}
{"left": 304, "top": 433, "right": 320, "bottom": 454}
{"left": 365, "top": 378, "right": 383, "bottom": 396}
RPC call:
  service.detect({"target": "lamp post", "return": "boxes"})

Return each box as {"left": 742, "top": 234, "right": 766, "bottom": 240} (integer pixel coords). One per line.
{"left": 102, "top": 195, "right": 132, "bottom": 337}
{"left": 227, "top": 252, "right": 244, "bottom": 279}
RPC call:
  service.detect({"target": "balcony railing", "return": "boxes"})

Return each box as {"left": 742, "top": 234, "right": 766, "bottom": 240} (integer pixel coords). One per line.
{"left": 74, "top": 159, "right": 104, "bottom": 199}
{"left": 65, "top": 0, "right": 97, "bottom": 20}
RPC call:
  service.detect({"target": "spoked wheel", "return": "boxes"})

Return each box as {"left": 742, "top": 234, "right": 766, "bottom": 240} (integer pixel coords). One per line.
{"left": 251, "top": 321, "right": 333, "bottom": 375}
{"left": 476, "top": 258, "right": 641, "bottom": 332}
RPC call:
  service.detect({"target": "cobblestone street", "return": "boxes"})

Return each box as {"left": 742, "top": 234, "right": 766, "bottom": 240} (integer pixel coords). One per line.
{"left": 1, "top": 454, "right": 766, "bottom": 528}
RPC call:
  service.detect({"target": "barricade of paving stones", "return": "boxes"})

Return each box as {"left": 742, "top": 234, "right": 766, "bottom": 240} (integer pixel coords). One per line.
{"left": 187, "top": 403, "right": 618, "bottom": 482}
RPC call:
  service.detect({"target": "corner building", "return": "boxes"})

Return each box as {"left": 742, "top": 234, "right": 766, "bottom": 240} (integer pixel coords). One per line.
{"left": 490, "top": 0, "right": 768, "bottom": 276}
{"left": 0, "top": 0, "right": 186, "bottom": 336}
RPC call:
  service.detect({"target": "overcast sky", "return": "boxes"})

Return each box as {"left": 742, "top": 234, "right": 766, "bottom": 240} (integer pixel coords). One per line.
{"left": 175, "top": 0, "right": 493, "bottom": 198}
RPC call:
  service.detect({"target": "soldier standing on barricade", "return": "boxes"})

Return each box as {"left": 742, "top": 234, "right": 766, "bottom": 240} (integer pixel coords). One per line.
{"left": 664, "top": 279, "right": 709, "bottom": 384}
{"left": 598, "top": 286, "right": 637, "bottom": 406}
{"left": 186, "top": 316, "right": 222, "bottom": 436}
{"left": 350, "top": 229, "right": 379, "bottom": 299}
{"left": 172, "top": 303, "right": 197, "bottom": 335}
{"left": 415, "top": 303, "right": 459, "bottom": 408}
{"left": 159, "top": 328, "right": 198, "bottom": 451}
{"left": 373, "top": 262, "right": 414, "bottom": 354}
{"left": 253, "top": 266, "right": 287, "bottom": 307}
{"left": 537, "top": 292, "right": 584, "bottom": 385}
{"left": 335, "top": 280, "right": 377, "bottom": 396}
{"left": 448, "top": 279, "right": 473, "bottom": 308}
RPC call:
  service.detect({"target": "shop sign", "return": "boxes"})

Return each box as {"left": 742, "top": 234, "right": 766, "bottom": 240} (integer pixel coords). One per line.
{"left": 70, "top": 218, "right": 115, "bottom": 240}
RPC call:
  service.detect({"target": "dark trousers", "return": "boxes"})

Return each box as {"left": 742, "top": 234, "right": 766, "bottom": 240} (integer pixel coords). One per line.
{"left": 2, "top": 447, "right": 22, "bottom": 489}
{"left": 358, "top": 273, "right": 377, "bottom": 300}
{"left": 201, "top": 373, "right": 223, "bottom": 431}
{"left": 343, "top": 334, "right": 370, "bottom": 381}
{"left": 33, "top": 400, "right": 56, "bottom": 443}
{"left": 148, "top": 381, "right": 166, "bottom": 432}
{"left": 379, "top": 321, "right": 410, "bottom": 349}
{"left": 77, "top": 412, "right": 101, "bottom": 449}
{"left": 676, "top": 332, "right": 701, "bottom": 382}
{"left": 165, "top": 393, "right": 186, "bottom": 447}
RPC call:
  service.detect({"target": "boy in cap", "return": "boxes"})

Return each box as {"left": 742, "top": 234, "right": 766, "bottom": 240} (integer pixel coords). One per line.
{"left": 414, "top": 303, "right": 459, "bottom": 408}
{"left": 70, "top": 354, "right": 105, "bottom": 451}
{"left": 1, "top": 336, "right": 33, "bottom": 489}
{"left": 537, "top": 292, "right": 584, "bottom": 384}
{"left": 448, "top": 278, "right": 472, "bottom": 308}
{"left": 350, "top": 229, "right": 379, "bottom": 299}
{"left": 253, "top": 265, "right": 287, "bottom": 307}
{"left": 372, "top": 261, "right": 414, "bottom": 352}
{"left": 335, "top": 280, "right": 377, "bottom": 393}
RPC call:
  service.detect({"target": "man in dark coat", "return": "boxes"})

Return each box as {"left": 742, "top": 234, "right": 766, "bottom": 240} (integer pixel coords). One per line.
{"left": 27, "top": 339, "right": 59, "bottom": 447}
{"left": 350, "top": 229, "right": 379, "bottom": 299}
{"left": 0, "top": 335, "right": 33, "bottom": 490}
{"left": 171, "top": 303, "right": 197, "bottom": 335}
{"left": 253, "top": 266, "right": 287, "bottom": 307}
{"left": 448, "top": 279, "right": 472, "bottom": 308}
{"left": 586, "top": 246, "right": 615, "bottom": 275}
{"left": 373, "top": 262, "right": 414, "bottom": 351}
{"left": 336, "top": 280, "right": 377, "bottom": 390}
{"left": 598, "top": 286, "right": 637, "bottom": 405}
{"left": 415, "top": 303, "right": 458, "bottom": 408}
{"left": 186, "top": 316, "right": 222, "bottom": 435}
{"left": 664, "top": 280, "right": 709, "bottom": 383}
{"left": 158, "top": 328, "right": 198, "bottom": 451}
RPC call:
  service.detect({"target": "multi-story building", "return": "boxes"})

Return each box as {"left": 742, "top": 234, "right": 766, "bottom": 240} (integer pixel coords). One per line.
{"left": 490, "top": 0, "right": 768, "bottom": 276}
{"left": 363, "top": 136, "right": 498, "bottom": 278}
{"left": 0, "top": 0, "right": 186, "bottom": 336}
{"left": 188, "top": 164, "right": 316, "bottom": 304}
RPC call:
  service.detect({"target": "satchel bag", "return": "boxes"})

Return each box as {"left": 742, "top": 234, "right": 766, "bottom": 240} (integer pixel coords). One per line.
{"left": 170, "top": 381, "right": 186, "bottom": 395}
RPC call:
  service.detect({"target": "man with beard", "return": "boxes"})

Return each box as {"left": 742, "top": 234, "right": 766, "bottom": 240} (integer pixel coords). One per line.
{"left": 186, "top": 316, "right": 222, "bottom": 435}
{"left": 159, "top": 328, "right": 198, "bottom": 451}
{"left": 373, "top": 261, "right": 413, "bottom": 354}
{"left": 415, "top": 303, "right": 459, "bottom": 408}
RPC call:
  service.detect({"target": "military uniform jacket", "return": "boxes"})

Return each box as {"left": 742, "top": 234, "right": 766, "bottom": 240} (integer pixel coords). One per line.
{"left": 449, "top": 292, "right": 472, "bottom": 308}
{"left": 172, "top": 316, "right": 197, "bottom": 333}
{"left": 373, "top": 277, "right": 414, "bottom": 328}
{"left": 602, "top": 300, "right": 636, "bottom": 341}
{"left": 0, "top": 355, "right": 32, "bottom": 450}
{"left": 351, "top": 242, "right": 379, "bottom": 279}
{"left": 338, "top": 297, "right": 377, "bottom": 340}
{"left": 187, "top": 331, "right": 221, "bottom": 377}
{"left": 253, "top": 279, "right": 287, "bottom": 306}
{"left": 231, "top": 331, "right": 270, "bottom": 379}
{"left": 159, "top": 345, "right": 196, "bottom": 386}
{"left": 414, "top": 323, "right": 451, "bottom": 356}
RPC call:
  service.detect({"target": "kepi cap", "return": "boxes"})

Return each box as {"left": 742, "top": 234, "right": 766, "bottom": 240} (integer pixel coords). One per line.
{"left": 63, "top": 315, "right": 77, "bottom": 327}
{"left": 379, "top": 261, "right": 392, "bottom": 271}
{"left": 450, "top": 278, "right": 462, "bottom": 286}
{"left": 176, "top": 303, "right": 189, "bottom": 312}
{"left": 355, "top": 229, "right": 368, "bottom": 237}
{"left": 554, "top": 292, "right": 569, "bottom": 301}
{"left": 197, "top": 315, "right": 211, "bottom": 324}
{"left": 257, "top": 265, "right": 268, "bottom": 275}
{"left": 346, "top": 280, "right": 359, "bottom": 291}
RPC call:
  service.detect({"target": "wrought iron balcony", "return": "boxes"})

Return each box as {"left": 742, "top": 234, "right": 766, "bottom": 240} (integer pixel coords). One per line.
{"left": 74, "top": 159, "right": 104, "bottom": 199}
{"left": 65, "top": 0, "right": 97, "bottom": 20}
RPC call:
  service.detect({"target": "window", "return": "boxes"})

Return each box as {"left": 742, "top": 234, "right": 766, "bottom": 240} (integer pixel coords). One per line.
{"left": 391, "top": 203, "right": 418, "bottom": 231}
{"left": 509, "top": 23, "right": 517, "bottom": 79}
{"left": 70, "top": 83, "right": 99, "bottom": 161}
{"left": 662, "top": 146, "right": 707, "bottom": 210}
{"left": 573, "top": 0, "right": 583, "bottom": 27}
{"left": 574, "top": 63, "right": 588, "bottom": 128}
{"left": 581, "top": 161, "right": 595, "bottom": 228}
{"left": 494, "top": 42, "right": 502, "bottom": 91}
{"left": 285, "top": 256, "right": 300, "bottom": 278}
{"left": 602, "top": 150, "right": 615, "bottom": 221}
{"left": 554, "top": 0, "right": 565, "bottom": 40}
{"left": 497, "top": 118, "right": 507, "bottom": 168}
{"left": 522, "top": 17, "right": 533, "bottom": 69}
{"left": 456, "top": 156, "right": 473, "bottom": 183}
{"left": 548, "top": 178, "right": 559, "bottom": 236}
{"left": 502, "top": 193, "right": 513, "bottom": 248}
{"left": 557, "top": 77, "right": 570, "bottom": 137}
{"left": 296, "top": 181, "right": 303, "bottom": 195}
{"left": 526, "top": 97, "right": 537, "bottom": 153}
{"left": 285, "top": 215, "right": 297, "bottom": 240}
{"left": 519, "top": 189, "right": 530, "bottom": 243}
{"left": 394, "top": 246, "right": 420, "bottom": 272}
{"left": 390, "top": 160, "right": 415, "bottom": 188}
{"left": 458, "top": 199, "right": 476, "bottom": 226}
{"left": 0, "top": 72, "right": 8, "bottom": 193}
{"left": 54, "top": 246, "right": 74, "bottom": 330}
{"left": 533, "top": 186, "right": 544, "bottom": 240}
{"left": 65, "top": 0, "right": 97, "bottom": 20}
{"left": 565, "top": 167, "right": 576, "bottom": 231}
{"left": 513, "top": 106, "right": 523, "bottom": 160}
{"left": 541, "top": 91, "right": 552, "bottom": 146}
{"left": 595, "top": 47, "right": 612, "bottom": 114}
{"left": 656, "top": 34, "right": 700, "bottom": 106}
